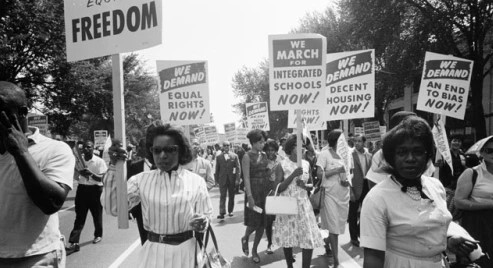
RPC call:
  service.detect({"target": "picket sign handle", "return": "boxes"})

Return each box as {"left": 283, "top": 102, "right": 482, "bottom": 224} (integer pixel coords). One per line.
{"left": 112, "top": 54, "right": 128, "bottom": 229}
{"left": 296, "top": 110, "right": 302, "bottom": 167}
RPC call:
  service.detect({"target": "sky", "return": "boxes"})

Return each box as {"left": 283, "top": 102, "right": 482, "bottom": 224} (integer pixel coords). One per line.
{"left": 137, "top": 0, "right": 335, "bottom": 133}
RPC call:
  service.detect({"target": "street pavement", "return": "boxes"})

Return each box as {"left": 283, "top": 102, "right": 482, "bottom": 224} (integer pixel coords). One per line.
{"left": 60, "top": 182, "right": 363, "bottom": 268}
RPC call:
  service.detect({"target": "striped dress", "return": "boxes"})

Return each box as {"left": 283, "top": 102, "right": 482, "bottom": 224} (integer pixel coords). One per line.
{"left": 126, "top": 166, "right": 213, "bottom": 268}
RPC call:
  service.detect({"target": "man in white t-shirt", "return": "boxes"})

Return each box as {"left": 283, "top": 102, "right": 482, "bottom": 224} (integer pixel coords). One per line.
{"left": 0, "top": 81, "right": 75, "bottom": 267}
{"left": 66, "top": 140, "right": 108, "bottom": 254}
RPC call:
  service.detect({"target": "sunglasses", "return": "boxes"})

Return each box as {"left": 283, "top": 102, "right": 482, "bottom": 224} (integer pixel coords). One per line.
{"left": 482, "top": 148, "right": 493, "bottom": 154}
{"left": 150, "top": 145, "right": 179, "bottom": 155}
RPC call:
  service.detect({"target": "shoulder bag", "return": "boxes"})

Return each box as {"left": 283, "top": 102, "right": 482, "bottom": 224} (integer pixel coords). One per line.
{"left": 265, "top": 183, "right": 298, "bottom": 215}
{"left": 309, "top": 176, "right": 324, "bottom": 213}
{"left": 196, "top": 225, "right": 231, "bottom": 268}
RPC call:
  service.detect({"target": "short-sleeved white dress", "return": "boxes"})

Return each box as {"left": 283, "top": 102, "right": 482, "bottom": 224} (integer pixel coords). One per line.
{"left": 360, "top": 175, "right": 452, "bottom": 268}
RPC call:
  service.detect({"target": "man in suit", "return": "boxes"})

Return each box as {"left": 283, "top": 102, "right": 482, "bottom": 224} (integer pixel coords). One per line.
{"left": 215, "top": 141, "right": 241, "bottom": 219}
{"left": 349, "top": 134, "right": 372, "bottom": 247}
{"left": 184, "top": 139, "right": 215, "bottom": 190}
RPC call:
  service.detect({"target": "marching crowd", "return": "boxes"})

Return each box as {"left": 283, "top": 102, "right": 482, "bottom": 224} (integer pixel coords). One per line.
{"left": 1, "top": 80, "right": 493, "bottom": 268}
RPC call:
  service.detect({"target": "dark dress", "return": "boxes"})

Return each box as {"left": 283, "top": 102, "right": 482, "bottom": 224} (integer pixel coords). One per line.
{"left": 244, "top": 151, "right": 270, "bottom": 228}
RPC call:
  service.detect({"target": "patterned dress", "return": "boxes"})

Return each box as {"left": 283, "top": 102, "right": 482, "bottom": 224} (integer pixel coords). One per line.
{"left": 244, "top": 151, "right": 270, "bottom": 228}
{"left": 272, "top": 159, "right": 324, "bottom": 249}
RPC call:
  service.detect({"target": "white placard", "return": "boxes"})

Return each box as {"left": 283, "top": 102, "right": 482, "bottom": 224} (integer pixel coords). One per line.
{"left": 246, "top": 102, "right": 270, "bottom": 131}
{"left": 363, "top": 121, "right": 381, "bottom": 142}
{"left": 157, "top": 61, "right": 211, "bottom": 125}
{"left": 416, "top": 52, "right": 473, "bottom": 120}
{"left": 203, "top": 125, "right": 219, "bottom": 145}
{"left": 287, "top": 109, "right": 326, "bottom": 131}
{"left": 224, "top": 123, "right": 236, "bottom": 143}
{"left": 94, "top": 130, "right": 108, "bottom": 149}
{"left": 432, "top": 116, "right": 453, "bottom": 174}
{"left": 324, "top": 49, "right": 375, "bottom": 120}
{"left": 27, "top": 115, "right": 49, "bottom": 136}
{"left": 64, "top": 0, "right": 162, "bottom": 62}
{"left": 269, "top": 34, "right": 326, "bottom": 111}
{"left": 236, "top": 128, "right": 249, "bottom": 145}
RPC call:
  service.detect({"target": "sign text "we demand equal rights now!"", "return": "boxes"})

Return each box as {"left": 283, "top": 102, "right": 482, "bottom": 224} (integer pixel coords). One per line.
{"left": 157, "top": 61, "right": 211, "bottom": 125}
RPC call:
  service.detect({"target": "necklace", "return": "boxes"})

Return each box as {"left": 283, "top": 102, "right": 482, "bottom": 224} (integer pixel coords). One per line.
{"left": 405, "top": 186, "right": 422, "bottom": 201}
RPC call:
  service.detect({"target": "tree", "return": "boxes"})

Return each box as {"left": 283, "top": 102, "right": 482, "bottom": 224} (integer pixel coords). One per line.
{"left": 340, "top": 0, "right": 493, "bottom": 138}
{"left": 45, "top": 54, "right": 160, "bottom": 144}
{"left": 0, "top": 0, "right": 65, "bottom": 104}
{"left": 232, "top": 60, "right": 288, "bottom": 139}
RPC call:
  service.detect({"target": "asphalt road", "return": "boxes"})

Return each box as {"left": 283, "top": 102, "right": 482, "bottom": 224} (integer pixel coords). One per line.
{"left": 59, "top": 183, "right": 363, "bottom": 268}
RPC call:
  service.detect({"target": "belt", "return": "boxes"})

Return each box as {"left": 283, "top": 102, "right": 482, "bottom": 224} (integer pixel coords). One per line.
{"left": 147, "top": 231, "right": 194, "bottom": 245}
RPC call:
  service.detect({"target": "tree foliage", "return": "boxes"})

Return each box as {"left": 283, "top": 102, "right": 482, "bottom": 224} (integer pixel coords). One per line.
{"left": 232, "top": 60, "right": 288, "bottom": 139}
{"left": 1, "top": 1, "right": 160, "bottom": 144}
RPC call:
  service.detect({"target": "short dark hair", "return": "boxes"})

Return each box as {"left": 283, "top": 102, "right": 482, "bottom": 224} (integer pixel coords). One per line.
{"left": 354, "top": 134, "right": 366, "bottom": 143}
{"left": 247, "top": 129, "right": 267, "bottom": 145}
{"left": 146, "top": 124, "right": 193, "bottom": 166}
{"left": 382, "top": 116, "right": 434, "bottom": 169}
{"left": 327, "top": 129, "right": 343, "bottom": 148}
{"left": 389, "top": 111, "right": 417, "bottom": 129}
{"left": 283, "top": 134, "right": 297, "bottom": 155}
{"left": 263, "top": 138, "right": 279, "bottom": 152}
{"left": 283, "top": 134, "right": 310, "bottom": 155}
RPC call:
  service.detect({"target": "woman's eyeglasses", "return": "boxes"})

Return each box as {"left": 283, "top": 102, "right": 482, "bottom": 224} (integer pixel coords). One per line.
{"left": 482, "top": 148, "right": 493, "bottom": 154}
{"left": 150, "top": 145, "right": 179, "bottom": 155}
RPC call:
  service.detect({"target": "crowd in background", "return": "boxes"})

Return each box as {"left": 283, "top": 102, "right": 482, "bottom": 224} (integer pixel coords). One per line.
{"left": 2, "top": 79, "right": 491, "bottom": 268}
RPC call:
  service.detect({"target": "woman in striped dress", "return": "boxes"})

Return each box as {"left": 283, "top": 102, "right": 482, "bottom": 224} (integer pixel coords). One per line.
{"left": 103, "top": 124, "right": 213, "bottom": 268}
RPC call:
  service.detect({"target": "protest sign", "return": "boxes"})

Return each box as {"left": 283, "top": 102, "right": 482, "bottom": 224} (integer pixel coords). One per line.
{"left": 27, "top": 115, "right": 49, "bottom": 136}
{"left": 363, "top": 121, "right": 381, "bottom": 142}
{"left": 246, "top": 102, "right": 270, "bottom": 131}
{"left": 224, "top": 123, "right": 236, "bottom": 143}
{"left": 94, "top": 130, "right": 108, "bottom": 149}
{"left": 236, "top": 128, "right": 249, "bottom": 145}
{"left": 269, "top": 34, "right": 326, "bottom": 111}
{"left": 354, "top": 127, "right": 364, "bottom": 136}
{"left": 157, "top": 61, "right": 211, "bottom": 125}
{"left": 287, "top": 109, "right": 326, "bottom": 131}
{"left": 324, "top": 49, "right": 375, "bottom": 120}
{"left": 64, "top": 0, "right": 162, "bottom": 62}
{"left": 194, "top": 126, "right": 206, "bottom": 144}
{"left": 416, "top": 52, "right": 473, "bottom": 120}
{"left": 432, "top": 116, "right": 453, "bottom": 174}
{"left": 336, "top": 133, "right": 353, "bottom": 181}
{"left": 203, "top": 125, "right": 219, "bottom": 145}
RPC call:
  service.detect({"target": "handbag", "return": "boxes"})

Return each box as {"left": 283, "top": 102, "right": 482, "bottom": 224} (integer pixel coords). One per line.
{"left": 196, "top": 225, "right": 231, "bottom": 268}
{"left": 309, "top": 177, "right": 324, "bottom": 212}
{"left": 265, "top": 183, "right": 298, "bottom": 215}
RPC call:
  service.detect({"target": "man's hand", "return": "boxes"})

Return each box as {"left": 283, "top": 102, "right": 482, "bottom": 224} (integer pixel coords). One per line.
{"left": 0, "top": 111, "right": 29, "bottom": 156}
{"left": 78, "top": 168, "right": 92, "bottom": 177}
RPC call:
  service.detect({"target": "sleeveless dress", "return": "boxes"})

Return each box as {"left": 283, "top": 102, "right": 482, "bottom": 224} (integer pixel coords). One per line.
{"left": 244, "top": 151, "right": 270, "bottom": 228}
{"left": 272, "top": 159, "right": 324, "bottom": 249}
{"left": 317, "top": 149, "right": 350, "bottom": 234}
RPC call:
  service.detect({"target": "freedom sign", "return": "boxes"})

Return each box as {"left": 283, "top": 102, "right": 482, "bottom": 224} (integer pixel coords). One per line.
{"left": 416, "top": 52, "right": 473, "bottom": 120}
{"left": 27, "top": 115, "right": 49, "bottom": 136}
{"left": 157, "top": 61, "right": 211, "bottom": 125}
{"left": 287, "top": 109, "right": 326, "bottom": 131}
{"left": 64, "top": 0, "right": 162, "bottom": 62}
{"left": 246, "top": 102, "right": 270, "bottom": 131}
{"left": 325, "top": 49, "right": 375, "bottom": 120}
{"left": 269, "top": 34, "right": 326, "bottom": 111}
